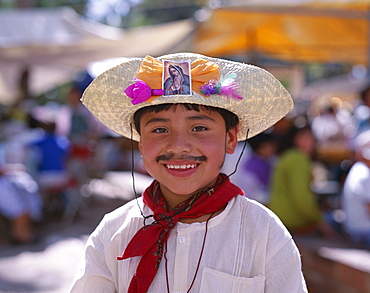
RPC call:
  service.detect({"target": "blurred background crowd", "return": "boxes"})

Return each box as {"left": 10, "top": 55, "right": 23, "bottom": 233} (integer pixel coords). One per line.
{"left": 1, "top": 0, "right": 370, "bottom": 291}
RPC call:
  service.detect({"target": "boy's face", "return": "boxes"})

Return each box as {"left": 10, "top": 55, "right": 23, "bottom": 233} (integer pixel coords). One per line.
{"left": 138, "top": 104, "right": 238, "bottom": 207}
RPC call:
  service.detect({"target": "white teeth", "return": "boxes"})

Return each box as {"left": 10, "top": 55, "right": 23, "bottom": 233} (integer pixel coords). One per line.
{"left": 167, "top": 164, "right": 197, "bottom": 170}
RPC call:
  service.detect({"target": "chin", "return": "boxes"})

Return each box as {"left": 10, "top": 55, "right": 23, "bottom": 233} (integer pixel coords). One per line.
{"left": 167, "top": 181, "right": 214, "bottom": 196}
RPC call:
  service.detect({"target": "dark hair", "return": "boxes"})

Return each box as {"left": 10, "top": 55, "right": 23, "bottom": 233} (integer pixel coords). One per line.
{"left": 133, "top": 103, "right": 239, "bottom": 135}
{"left": 248, "top": 133, "right": 274, "bottom": 152}
{"left": 278, "top": 124, "right": 312, "bottom": 154}
{"left": 169, "top": 64, "right": 184, "bottom": 79}
{"left": 360, "top": 83, "right": 370, "bottom": 102}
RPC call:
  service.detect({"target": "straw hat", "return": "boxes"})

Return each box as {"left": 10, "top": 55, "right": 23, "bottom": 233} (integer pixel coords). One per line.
{"left": 81, "top": 52, "right": 293, "bottom": 141}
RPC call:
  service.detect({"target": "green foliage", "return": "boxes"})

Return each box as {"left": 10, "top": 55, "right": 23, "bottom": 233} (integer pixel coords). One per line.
{"left": 306, "top": 63, "right": 351, "bottom": 84}
{"left": 36, "top": 0, "right": 86, "bottom": 13}
{"left": 122, "top": 0, "right": 206, "bottom": 28}
{"left": 0, "top": 0, "right": 87, "bottom": 12}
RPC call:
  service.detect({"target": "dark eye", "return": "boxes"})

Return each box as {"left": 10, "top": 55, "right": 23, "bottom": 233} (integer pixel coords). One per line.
{"left": 192, "top": 126, "right": 207, "bottom": 132}
{"left": 153, "top": 127, "right": 168, "bottom": 133}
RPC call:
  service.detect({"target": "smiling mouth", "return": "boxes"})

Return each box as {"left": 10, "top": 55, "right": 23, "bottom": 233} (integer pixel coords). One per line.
{"left": 166, "top": 164, "right": 198, "bottom": 170}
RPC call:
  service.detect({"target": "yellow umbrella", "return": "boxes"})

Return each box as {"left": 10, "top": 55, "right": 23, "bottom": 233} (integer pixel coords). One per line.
{"left": 194, "top": 0, "right": 370, "bottom": 65}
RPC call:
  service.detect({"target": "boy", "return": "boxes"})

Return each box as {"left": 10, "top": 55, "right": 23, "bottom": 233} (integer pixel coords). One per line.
{"left": 71, "top": 53, "right": 308, "bottom": 292}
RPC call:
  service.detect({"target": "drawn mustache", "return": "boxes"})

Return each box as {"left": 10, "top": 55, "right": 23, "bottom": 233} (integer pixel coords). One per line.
{"left": 156, "top": 153, "right": 207, "bottom": 163}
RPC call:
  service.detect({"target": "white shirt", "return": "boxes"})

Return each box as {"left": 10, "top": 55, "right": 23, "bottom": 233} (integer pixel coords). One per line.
{"left": 342, "top": 161, "right": 370, "bottom": 233}
{"left": 71, "top": 195, "right": 307, "bottom": 293}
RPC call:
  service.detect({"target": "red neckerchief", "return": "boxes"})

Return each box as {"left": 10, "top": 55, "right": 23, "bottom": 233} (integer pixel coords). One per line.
{"left": 117, "top": 173, "right": 243, "bottom": 293}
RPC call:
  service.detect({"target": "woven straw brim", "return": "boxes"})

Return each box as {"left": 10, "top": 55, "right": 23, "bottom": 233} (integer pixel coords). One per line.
{"left": 81, "top": 53, "right": 293, "bottom": 141}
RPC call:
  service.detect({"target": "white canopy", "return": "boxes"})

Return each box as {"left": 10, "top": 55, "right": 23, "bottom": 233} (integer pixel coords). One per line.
{"left": 0, "top": 7, "right": 195, "bottom": 105}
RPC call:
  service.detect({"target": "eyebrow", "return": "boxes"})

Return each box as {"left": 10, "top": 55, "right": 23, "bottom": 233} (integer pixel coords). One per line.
{"left": 144, "top": 114, "right": 216, "bottom": 127}
{"left": 144, "top": 117, "right": 170, "bottom": 127}
{"left": 186, "top": 114, "right": 216, "bottom": 122}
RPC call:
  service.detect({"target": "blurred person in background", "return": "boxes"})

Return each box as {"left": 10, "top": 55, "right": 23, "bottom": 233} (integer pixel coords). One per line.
{"left": 238, "top": 132, "right": 277, "bottom": 205}
{"left": 342, "top": 130, "right": 370, "bottom": 248}
{"left": 269, "top": 122, "right": 336, "bottom": 238}
{"left": 64, "top": 73, "right": 97, "bottom": 147}
{"left": 311, "top": 101, "right": 347, "bottom": 145}
{"left": 28, "top": 118, "right": 72, "bottom": 194}
{"left": 0, "top": 109, "right": 44, "bottom": 244}
{"left": 310, "top": 98, "right": 355, "bottom": 184}
{"left": 353, "top": 84, "right": 370, "bottom": 136}
{"left": 57, "top": 72, "right": 104, "bottom": 183}
{"left": 0, "top": 160, "right": 42, "bottom": 244}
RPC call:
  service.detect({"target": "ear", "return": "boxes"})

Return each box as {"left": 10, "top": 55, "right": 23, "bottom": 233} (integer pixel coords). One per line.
{"left": 225, "top": 125, "right": 239, "bottom": 154}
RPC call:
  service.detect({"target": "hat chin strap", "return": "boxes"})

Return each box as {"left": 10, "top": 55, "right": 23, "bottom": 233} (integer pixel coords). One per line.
{"left": 129, "top": 123, "right": 153, "bottom": 224}
{"left": 227, "top": 129, "right": 249, "bottom": 179}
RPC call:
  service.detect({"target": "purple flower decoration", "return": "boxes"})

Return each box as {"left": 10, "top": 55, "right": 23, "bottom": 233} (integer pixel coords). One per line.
{"left": 200, "top": 73, "right": 243, "bottom": 100}
{"left": 200, "top": 82, "right": 220, "bottom": 96}
{"left": 124, "top": 79, "right": 164, "bottom": 105}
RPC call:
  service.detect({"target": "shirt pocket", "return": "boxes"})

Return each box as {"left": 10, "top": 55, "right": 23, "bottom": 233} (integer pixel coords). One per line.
{"left": 199, "top": 267, "right": 265, "bottom": 293}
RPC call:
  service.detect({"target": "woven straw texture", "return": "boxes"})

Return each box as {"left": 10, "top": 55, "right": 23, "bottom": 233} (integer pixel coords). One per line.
{"left": 81, "top": 53, "right": 293, "bottom": 141}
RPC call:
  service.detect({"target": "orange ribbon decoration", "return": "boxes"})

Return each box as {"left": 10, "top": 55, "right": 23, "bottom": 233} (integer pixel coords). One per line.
{"left": 137, "top": 55, "right": 220, "bottom": 100}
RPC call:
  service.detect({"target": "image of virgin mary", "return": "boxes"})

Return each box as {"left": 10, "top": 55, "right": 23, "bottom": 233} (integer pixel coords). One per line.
{"left": 163, "top": 64, "right": 191, "bottom": 96}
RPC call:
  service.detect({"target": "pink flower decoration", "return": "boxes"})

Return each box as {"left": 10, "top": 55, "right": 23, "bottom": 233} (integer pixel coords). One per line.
{"left": 124, "top": 79, "right": 152, "bottom": 105}
{"left": 124, "top": 79, "right": 165, "bottom": 105}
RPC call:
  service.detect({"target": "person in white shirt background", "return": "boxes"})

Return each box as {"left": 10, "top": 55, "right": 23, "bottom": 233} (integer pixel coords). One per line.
{"left": 342, "top": 129, "right": 370, "bottom": 248}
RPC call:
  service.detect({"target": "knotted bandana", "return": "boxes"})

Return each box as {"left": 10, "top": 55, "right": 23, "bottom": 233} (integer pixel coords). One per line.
{"left": 117, "top": 173, "right": 243, "bottom": 293}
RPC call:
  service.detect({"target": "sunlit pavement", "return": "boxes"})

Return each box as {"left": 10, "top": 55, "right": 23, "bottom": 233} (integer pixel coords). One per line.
{"left": 0, "top": 196, "right": 126, "bottom": 293}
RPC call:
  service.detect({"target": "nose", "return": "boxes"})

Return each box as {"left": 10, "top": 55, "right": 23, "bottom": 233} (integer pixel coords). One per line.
{"left": 166, "top": 131, "right": 192, "bottom": 154}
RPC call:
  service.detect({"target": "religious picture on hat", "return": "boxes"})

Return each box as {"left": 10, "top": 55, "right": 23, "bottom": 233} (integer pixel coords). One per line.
{"left": 163, "top": 60, "right": 191, "bottom": 96}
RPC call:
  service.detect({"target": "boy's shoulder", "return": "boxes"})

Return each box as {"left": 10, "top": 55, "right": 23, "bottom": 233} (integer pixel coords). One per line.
{"left": 238, "top": 195, "right": 280, "bottom": 217}
{"left": 228, "top": 194, "right": 285, "bottom": 227}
